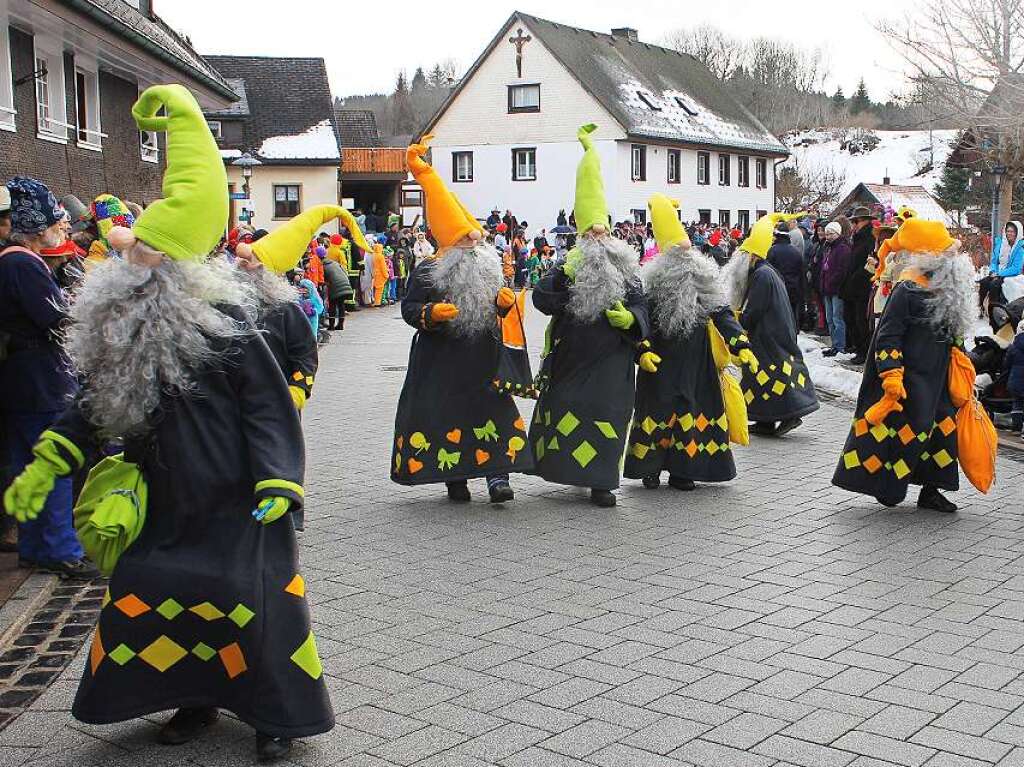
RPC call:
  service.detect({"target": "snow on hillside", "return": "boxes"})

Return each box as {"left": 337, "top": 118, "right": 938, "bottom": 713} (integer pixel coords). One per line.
{"left": 785, "top": 128, "right": 958, "bottom": 199}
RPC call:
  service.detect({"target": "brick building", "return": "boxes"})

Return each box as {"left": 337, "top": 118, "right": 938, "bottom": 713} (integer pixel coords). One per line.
{"left": 0, "top": 0, "right": 236, "bottom": 205}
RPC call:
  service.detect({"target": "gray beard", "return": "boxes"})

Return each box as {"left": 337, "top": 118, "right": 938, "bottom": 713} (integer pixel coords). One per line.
{"left": 641, "top": 245, "right": 727, "bottom": 337}
{"left": 889, "top": 250, "right": 977, "bottom": 340}
{"left": 720, "top": 250, "right": 754, "bottom": 310}
{"left": 238, "top": 267, "right": 300, "bottom": 315}
{"left": 567, "top": 235, "right": 639, "bottom": 323}
{"left": 429, "top": 243, "right": 504, "bottom": 338}
{"left": 63, "top": 257, "right": 252, "bottom": 440}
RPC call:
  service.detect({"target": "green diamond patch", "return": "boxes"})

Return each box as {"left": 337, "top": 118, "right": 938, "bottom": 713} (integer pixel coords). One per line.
{"left": 191, "top": 642, "right": 216, "bottom": 661}
{"left": 109, "top": 644, "right": 136, "bottom": 665}
{"left": 571, "top": 440, "right": 597, "bottom": 468}
{"left": 555, "top": 412, "right": 580, "bottom": 436}
{"left": 594, "top": 421, "right": 618, "bottom": 439}
{"left": 155, "top": 598, "right": 184, "bottom": 620}
{"left": 228, "top": 604, "right": 255, "bottom": 629}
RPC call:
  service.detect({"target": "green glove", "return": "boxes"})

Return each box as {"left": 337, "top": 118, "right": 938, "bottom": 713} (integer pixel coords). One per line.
{"left": 252, "top": 496, "right": 291, "bottom": 525}
{"left": 4, "top": 439, "right": 72, "bottom": 523}
{"left": 605, "top": 301, "right": 636, "bottom": 330}
{"left": 563, "top": 247, "right": 583, "bottom": 281}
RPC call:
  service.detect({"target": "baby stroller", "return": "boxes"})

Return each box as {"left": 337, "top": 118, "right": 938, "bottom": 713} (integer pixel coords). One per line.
{"left": 970, "top": 297, "right": 1024, "bottom": 421}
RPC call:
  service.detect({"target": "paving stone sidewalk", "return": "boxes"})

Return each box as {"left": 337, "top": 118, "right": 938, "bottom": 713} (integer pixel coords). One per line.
{"left": 1, "top": 304, "right": 1023, "bottom": 767}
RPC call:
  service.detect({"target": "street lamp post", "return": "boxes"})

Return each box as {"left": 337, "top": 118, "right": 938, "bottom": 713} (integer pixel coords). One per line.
{"left": 991, "top": 164, "right": 1007, "bottom": 238}
{"left": 232, "top": 152, "right": 262, "bottom": 225}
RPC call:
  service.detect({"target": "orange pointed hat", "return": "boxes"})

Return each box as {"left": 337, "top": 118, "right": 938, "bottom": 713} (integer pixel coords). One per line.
{"left": 407, "top": 134, "right": 483, "bottom": 250}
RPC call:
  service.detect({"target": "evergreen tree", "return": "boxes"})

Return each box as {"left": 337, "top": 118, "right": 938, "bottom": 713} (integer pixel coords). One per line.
{"left": 428, "top": 63, "right": 447, "bottom": 89}
{"left": 831, "top": 86, "right": 846, "bottom": 110}
{"left": 849, "top": 78, "right": 870, "bottom": 114}
{"left": 411, "top": 67, "right": 427, "bottom": 95}
{"left": 390, "top": 71, "right": 415, "bottom": 135}
{"left": 934, "top": 163, "right": 972, "bottom": 227}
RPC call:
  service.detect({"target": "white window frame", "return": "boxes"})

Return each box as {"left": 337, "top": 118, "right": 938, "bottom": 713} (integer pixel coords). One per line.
{"left": 74, "top": 60, "right": 103, "bottom": 151}
{"left": 0, "top": 16, "right": 15, "bottom": 132}
{"left": 452, "top": 151, "right": 473, "bottom": 182}
{"left": 630, "top": 208, "right": 647, "bottom": 225}
{"left": 719, "top": 209, "right": 731, "bottom": 227}
{"left": 508, "top": 84, "right": 540, "bottom": 113}
{"left": 140, "top": 128, "right": 159, "bottom": 163}
{"left": 273, "top": 183, "right": 302, "bottom": 219}
{"left": 33, "top": 37, "right": 68, "bottom": 143}
{"left": 737, "top": 155, "right": 749, "bottom": 187}
{"left": 756, "top": 158, "right": 768, "bottom": 189}
{"left": 512, "top": 147, "right": 536, "bottom": 181}
{"left": 667, "top": 149, "right": 680, "bottom": 184}
{"left": 718, "top": 153, "right": 731, "bottom": 186}
{"left": 697, "top": 151, "right": 710, "bottom": 185}
{"left": 738, "top": 210, "right": 750, "bottom": 231}
{"left": 207, "top": 120, "right": 222, "bottom": 139}
{"left": 630, "top": 144, "right": 646, "bottom": 181}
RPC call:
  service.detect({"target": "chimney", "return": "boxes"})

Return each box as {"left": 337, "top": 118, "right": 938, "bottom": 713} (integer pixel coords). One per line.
{"left": 611, "top": 27, "right": 639, "bottom": 42}
{"left": 883, "top": 173, "right": 890, "bottom": 185}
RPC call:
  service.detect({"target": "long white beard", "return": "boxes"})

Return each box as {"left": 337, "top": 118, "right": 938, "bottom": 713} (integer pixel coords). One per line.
{"left": 64, "top": 256, "right": 252, "bottom": 440}
{"left": 890, "top": 250, "right": 977, "bottom": 340}
{"left": 720, "top": 250, "right": 754, "bottom": 310}
{"left": 567, "top": 235, "right": 639, "bottom": 323}
{"left": 238, "top": 267, "right": 300, "bottom": 314}
{"left": 429, "top": 242, "right": 503, "bottom": 337}
{"left": 641, "top": 245, "right": 726, "bottom": 337}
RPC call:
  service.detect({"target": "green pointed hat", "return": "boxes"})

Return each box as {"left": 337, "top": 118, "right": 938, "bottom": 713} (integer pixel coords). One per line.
{"left": 129, "top": 85, "right": 228, "bottom": 261}
{"left": 574, "top": 124, "right": 609, "bottom": 235}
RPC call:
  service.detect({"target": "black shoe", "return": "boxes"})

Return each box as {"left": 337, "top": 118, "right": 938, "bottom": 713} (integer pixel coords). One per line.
{"left": 256, "top": 734, "right": 293, "bottom": 762}
{"left": 642, "top": 475, "right": 660, "bottom": 489}
{"left": 849, "top": 355, "right": 867, "bottom": 366}
{"left": 668, "top": 476, "right": 696, "bottom": 491}
{"left": 488, "top": 481, "right": 514, "bottom": 504}
{"left": 158, "top": 707, "right": 219, "bottom": 746}
{"left": 822, "top": 348, "right": 840, "bottom": 357}
{"left": 446, "top": 482, "right": 471, "bottom": 503}
{"left": 590, "top": 489, "right": 616, "bottom": 507}
{"left": 37, "top": 558, "right": 99, "bottom": 580}
{"left": 918, "top": 486, "right": 957, "bottom": 513}
{"left": 774, "top": 418, "right": 803, "bottom": 437}
{"left": 750, "top": 422, "right": 777, "bottom": 436}
{"left": 876, "top": 494, "right": 902, "bottom": 507}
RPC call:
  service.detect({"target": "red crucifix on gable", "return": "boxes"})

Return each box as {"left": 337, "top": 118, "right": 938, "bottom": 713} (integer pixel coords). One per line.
{"left": 509, "top": 27, "right": 532, "bottom": 78}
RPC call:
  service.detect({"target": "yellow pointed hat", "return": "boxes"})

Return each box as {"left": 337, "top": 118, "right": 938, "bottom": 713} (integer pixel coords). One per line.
{"left": 739, "top": 211, "right": 806, "bottom": 259}
{"left": 252, "top": 205, "right": 369, "bottom": 274}
{"left": 648, "top": 194, "right": 690, "bottom": 252}
{"left": 574, "top": 124, "right": 609, "bottom": 235}
{"left": 407, "top": 135, "right": 482, "bottom": 249}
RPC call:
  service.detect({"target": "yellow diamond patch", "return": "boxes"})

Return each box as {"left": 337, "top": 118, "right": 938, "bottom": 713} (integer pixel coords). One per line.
{"left": 679, "top": 413, "right": 694, "bottom": 431}
{"left": 771, "top": 381, "right": 787, "bottom": 396}
{"left": 756, "top": 370, "right": 770, "bottom": 386}
{"left": 641, "top": 416, "right": 657, "bottom": 435}
{"left": 190, "top": 602, "right": 224, "bottom": 621}
{"left": 631, "top": 443, "right": 650, "bottom": 459}
{"left": 138, "top": 636, "right": 187, "bottom": 672}
{"left": 933, "top": 449, "right": 953, "bottom": 468}
{"left": 892, "top": 459, "right": 911, "bottom": 479}
{"left": 843, "top": 450, "right": 861, "bottom": 469}
{"left": 869, "top": 423, "right": 890, "bottom": 443}
{"left": 782, "top": 361, "right": 793, "bottom": 376}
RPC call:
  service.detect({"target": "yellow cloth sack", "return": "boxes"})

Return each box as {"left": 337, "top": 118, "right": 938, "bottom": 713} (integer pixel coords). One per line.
{"left": 948, "top": 347, "right": 996, "bottom": 493}
{"left": 708, "top": 322, "right": 749, "bottom": 446}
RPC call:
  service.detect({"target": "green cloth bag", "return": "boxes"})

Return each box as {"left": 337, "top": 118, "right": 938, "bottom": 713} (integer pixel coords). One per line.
{"left": 73, "top": 454, "right": 147, "bottom": 576}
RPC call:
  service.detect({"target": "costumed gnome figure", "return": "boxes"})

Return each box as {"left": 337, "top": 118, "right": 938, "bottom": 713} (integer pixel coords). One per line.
{"left": 721, "top": 212, "right": 819, "bottom": 436}
{"left": 529, "top": 124, "right": 650, "bottom": 508}
{"left": 390, "top": 135, "right": 532, "bottom": 503}
{"left": 832, "top": 219, "right": 979, "bottom": 513}
{"left": 2, "top": 85, "right": 333, "bottom": 761}
{"left": 624, "top": 195, "right": 758, "bottom": 490}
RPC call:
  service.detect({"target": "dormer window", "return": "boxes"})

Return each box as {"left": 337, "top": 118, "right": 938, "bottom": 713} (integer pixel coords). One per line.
{"left": 674, "top": 96, "right": 698, "bottom": 116}
{"left": 637, "top": 91, "right": 660, "bottom": 111}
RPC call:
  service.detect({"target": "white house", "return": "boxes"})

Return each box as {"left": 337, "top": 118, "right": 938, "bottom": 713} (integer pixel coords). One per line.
{"left": 422, "top": 12, "right": 788, "bottom": 232}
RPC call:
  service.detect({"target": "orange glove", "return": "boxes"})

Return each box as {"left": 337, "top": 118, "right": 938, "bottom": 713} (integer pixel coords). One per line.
{"left": 865, "top": 368, "right": 906, "bottom": 426}
{"left": 496, "top": 288, "right": 516, "bottom": 310}
{"left": 430, "top": 303, "right": 459, "bottom": 323}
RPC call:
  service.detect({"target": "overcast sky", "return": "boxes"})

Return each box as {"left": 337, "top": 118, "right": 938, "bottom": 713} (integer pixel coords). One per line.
{"left": 158, "top": 0, "right": 908, "bottom": 101}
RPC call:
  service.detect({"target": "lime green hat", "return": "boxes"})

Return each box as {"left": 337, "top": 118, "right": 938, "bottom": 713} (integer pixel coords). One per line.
{"left": 127, "top": 85, "right": 228, "bottom": 261}
{"left": 574, "top": 124, "right": 609, "bottom": 235}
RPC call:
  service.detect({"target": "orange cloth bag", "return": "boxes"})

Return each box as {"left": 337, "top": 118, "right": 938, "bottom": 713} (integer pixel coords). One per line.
{"left": 948, "top": 346, "right": 997, "bottom": 493}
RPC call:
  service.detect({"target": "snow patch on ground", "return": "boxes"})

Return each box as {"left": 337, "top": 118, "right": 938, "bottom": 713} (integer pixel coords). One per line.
{"left": 258, "top": 120, "right": 340, "bottom": 161}
{"left": 800, "top": 333, "right": 864, "bottom": 401}
{"left": 785, "top": 128, "right": 958, "bottom": 200}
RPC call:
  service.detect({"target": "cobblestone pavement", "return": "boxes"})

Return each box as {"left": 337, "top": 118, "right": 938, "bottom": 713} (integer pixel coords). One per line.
{"left": 1, "top": 303, "right": 1023, "bottom": 767}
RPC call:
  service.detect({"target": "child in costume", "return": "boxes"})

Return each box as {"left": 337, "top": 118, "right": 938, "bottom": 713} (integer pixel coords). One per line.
{"left": 833, "top": 219, "right": 983, "bottom": 512}
{"left": 625, "top": 195, "right": 758, "bottom": 490}
{"left": 721, "top": 212, "right": 820, "bottom": 436}
{"left": 3, "top": 84, "right": 332, "bottom": 761}
{"left": 371, "top": 238, "right": 389, "bottom": 306}
{"left": 529, "top": 124, "right": 650, "bottom": 508}
{"left": 390, "top": 136, "right": 532, "bottom": 503}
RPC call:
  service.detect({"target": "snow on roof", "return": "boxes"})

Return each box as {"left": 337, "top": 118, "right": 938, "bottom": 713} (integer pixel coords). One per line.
{"left": 785, "top": 128, "right": 958, "bottom": 199}
{"left": 859, "top": 183, "right": 948, "bottom": 222}
{"left": 257, "top": 120, "right": 340, "bottom": 161}
{"left": 219, "top": 149, "right": 242, "bottom": 160}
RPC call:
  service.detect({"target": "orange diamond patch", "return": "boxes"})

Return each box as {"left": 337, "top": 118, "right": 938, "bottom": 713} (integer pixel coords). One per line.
{"left": 897, "top": 425, "right": 916, "bottom": 445}
{"left": 684, "top": 440, "right": 698, "bottom": 457}
{"left": 695, "top": 414, "right": 709, "bottom": 432}
{"left": 863, "top": 455, "right": 883, "bottom": 474}
{"left": 854, "top": 419, "right": 869, "bottom": 437}
{"left": 219, "top": 642, "right": 247, "bottom": 679}
{"left": 284, "top": 574, "right": 306, "bottom": 597}
{"left": 89, "top": 627, "right": 105, "bottom": 674}
{"left": 114, "top": 594, "right": 150, "bottom": 618}
{"left": 938, "top": 417, "right": 956, "bottom": 437}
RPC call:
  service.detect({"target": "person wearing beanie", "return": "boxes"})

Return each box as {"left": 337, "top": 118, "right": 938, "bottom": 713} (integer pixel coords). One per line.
{"left": 624, "top": 195, "right": 758, "bottom": 491}
{"left": 85, "top": 194, "right": 136, "bottom": 267}
{"left": 3, "top": 85, "right": 333, "bottom": 760}
{"left": 390, "top": 135, "right": 532, "bottom": 503}
{"left": 767, "top": 221, "right": 806, "bottom": 325}
{"left": 721, "top": 212, "right": 820, "bottom": 436}
{"left": 833, "top": 219, "right": 982, "bottom": 513}
{"left": 529, "top": 124, "right": 650, "bottom": 508}
{"left": 0, "top": 177, "right": 93, "bottom": 579}
{"left": 820, "top": 220, "right": 852, "bottom": 356}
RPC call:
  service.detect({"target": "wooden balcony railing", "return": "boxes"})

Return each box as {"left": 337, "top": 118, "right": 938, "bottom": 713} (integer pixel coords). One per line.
{"left": 342, "top": 147, "right": 407, "bottom": 174}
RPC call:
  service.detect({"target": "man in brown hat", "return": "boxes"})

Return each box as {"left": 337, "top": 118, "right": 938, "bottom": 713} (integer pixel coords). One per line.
{"left": 840, "top": 205, "right": 877, "bottom": 365}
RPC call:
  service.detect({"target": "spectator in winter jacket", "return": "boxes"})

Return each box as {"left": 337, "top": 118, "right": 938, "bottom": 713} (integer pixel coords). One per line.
{"left": 767, "top": 222, "right": 805, "bottom": 324}
{"left": 839, "top": 206, "right": 876, "bottom": 364}
{"left": 486, "top": 208, "right": 501, "bottom": 229}
{"left": 323, "top": 256, "right": 352, "bottom": 330}
{"left": 806, "top": 221, "right": 828, "bottom": 332}
{"left": 412, "top": 230, "right": 435, "bottom": 264}
{"left": 819, "top": 222, "right": 852, "bottom": 356}
{"left": 979, "top": 220, "right": 1023, "bottom": 311}
{"left": 1004, "top": 320, "right": 1024, "bottom": 435}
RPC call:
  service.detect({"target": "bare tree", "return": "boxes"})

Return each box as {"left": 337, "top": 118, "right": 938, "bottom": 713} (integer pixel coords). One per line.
{"left": 776, "top": 159, "right": 848, "bottom": 212}
{"left": 663, "top": 24, "right": 744, "bottom": 81}
{"left": 877, "top": 0, "right": 1024, "bottom": 222}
